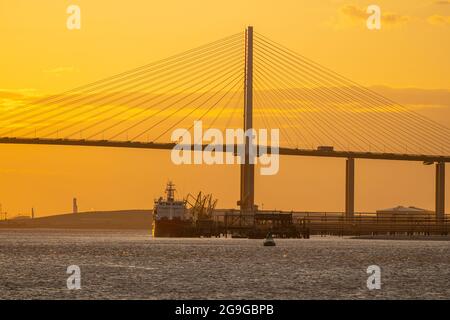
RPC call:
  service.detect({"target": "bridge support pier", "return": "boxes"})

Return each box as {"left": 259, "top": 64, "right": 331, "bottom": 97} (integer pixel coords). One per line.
{"left": 345, "top": 158, "right": 355, "bottom": 219}
{"left": 435, "top": 161, "right": 445, "bottom": 221}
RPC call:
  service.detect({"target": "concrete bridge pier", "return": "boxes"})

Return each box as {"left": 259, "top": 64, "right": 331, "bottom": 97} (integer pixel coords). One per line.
{"left": 436, "top": 161, "right": 446, "bottom": 221}
{"left": 345, "top": 158, "right": 355, "bottom": 219}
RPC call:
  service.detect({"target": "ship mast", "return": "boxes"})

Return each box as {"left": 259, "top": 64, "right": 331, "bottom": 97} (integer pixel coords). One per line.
{"left": 165, "top": 181, "right": 176, "bottom": 202}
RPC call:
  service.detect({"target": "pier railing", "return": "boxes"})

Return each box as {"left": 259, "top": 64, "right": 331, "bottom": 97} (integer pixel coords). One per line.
{"left": 293, "top": 213, "right": 449, "bottom": 236}
{"left": 210, "top": 211, "right": 450, "bottom": 237}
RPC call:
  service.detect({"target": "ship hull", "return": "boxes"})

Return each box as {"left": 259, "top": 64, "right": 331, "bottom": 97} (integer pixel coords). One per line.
{"left": 152, "top": 218, "right": 195, "bottom": 237}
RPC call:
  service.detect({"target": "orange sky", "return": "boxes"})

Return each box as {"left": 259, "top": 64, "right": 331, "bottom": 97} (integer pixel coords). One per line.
{"left": 1, "top": 0, "right": 450, "bottom": 217}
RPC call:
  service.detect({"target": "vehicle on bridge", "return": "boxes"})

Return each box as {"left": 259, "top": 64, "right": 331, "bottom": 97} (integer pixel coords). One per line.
{"left": 317, "top": 146, "right": 334, "bottom": 152}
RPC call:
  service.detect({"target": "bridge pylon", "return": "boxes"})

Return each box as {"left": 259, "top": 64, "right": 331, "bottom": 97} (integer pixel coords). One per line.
{"left": 239, "top": 26, "right": 255, "bottom": 213}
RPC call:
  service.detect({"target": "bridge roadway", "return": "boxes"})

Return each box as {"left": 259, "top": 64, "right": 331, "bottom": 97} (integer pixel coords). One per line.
{"left": 1, "top": 137, "right": 449, "bottom": 163}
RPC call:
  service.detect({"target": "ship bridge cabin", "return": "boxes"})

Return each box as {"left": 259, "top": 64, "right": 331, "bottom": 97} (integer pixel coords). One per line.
{"left": 153, "top": 182, "right": 189, "bottom": 221}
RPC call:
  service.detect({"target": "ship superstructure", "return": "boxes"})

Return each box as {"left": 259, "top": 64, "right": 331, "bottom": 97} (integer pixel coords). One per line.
{"left": 152, "top": 182, "right": 191, "bottom": 237}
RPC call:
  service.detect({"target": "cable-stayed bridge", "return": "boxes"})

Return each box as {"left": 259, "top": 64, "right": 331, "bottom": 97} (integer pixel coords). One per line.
{"left": 0, "top": 27, "right": 449, "bottom": 220}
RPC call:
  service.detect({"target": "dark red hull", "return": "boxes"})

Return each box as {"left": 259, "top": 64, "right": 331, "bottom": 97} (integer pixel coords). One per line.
{"left": 152, "top": 218, "right": 195, "bottom": 237}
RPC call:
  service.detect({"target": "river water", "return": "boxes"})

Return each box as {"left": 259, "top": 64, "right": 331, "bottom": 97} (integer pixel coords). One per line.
{"left": 0, "top": 229, "right": 449, "bottom": 299}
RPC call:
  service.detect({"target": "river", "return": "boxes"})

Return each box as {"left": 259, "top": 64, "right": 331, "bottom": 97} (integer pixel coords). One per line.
{"left": 0, "top": 229, "right": 449, "bottom": 299}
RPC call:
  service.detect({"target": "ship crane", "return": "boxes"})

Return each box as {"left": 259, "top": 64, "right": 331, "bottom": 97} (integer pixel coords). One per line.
{"left": 186, "top": 192, "right": 218, "bottom": 222}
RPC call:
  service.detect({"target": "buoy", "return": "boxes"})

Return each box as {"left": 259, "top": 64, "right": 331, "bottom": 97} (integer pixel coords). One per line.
{"left": 263, "top": 232, "right": 276, "bottom": 246}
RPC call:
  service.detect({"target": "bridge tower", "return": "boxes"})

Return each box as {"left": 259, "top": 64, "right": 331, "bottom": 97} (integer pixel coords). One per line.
{"left": 239, "top": 26, "right": 255, "bottom": 213}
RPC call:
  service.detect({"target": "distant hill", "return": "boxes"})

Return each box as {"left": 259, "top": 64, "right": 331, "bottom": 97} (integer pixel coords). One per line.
{"left": 0, "top": 210, "right": 152, "bottom": 230}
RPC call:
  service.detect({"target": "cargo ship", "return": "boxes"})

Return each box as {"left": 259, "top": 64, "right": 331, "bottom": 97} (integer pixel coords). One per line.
{"left": 152, "top": 181, "right": 194, "bottom": 237}
{"left": 152, "top": 182, "right": 304, "bottom": 239}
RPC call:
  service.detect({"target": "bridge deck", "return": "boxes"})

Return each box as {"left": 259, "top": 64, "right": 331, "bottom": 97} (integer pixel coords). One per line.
{"left": 1, "top": 137, "right": 449, "bottom": 163}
